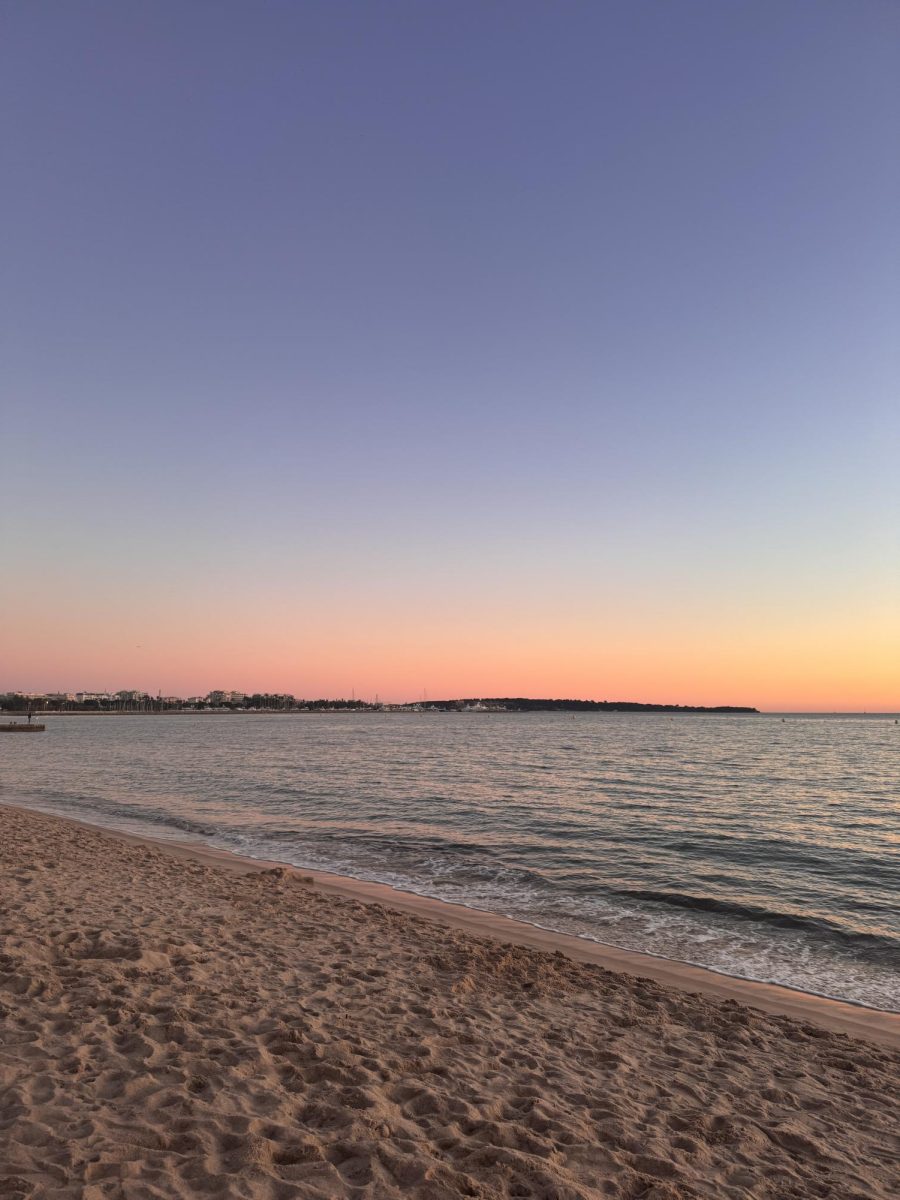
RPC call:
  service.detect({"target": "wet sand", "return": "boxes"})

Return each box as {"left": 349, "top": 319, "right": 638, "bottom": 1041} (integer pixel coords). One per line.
{"left": 2, "top": 803, "right": 898, "bottom": 1198}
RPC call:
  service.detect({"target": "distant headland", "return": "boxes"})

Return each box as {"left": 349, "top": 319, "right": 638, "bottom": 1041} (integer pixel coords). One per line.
{"left": 424, "top": 698, "right": 759, "bottom": 714}
{"left": 1, "top": 690, "right": 758, "bottom": 715}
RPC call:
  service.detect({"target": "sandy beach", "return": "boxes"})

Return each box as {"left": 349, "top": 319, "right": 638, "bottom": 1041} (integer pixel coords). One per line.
{"left": 1, "top": 805, "right": 898, "bottom": 1199}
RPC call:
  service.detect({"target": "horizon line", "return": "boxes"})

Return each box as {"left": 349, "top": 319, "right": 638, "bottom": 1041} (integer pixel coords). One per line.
{"left": 3, "top": 687, "right": 899, "bottom": 714}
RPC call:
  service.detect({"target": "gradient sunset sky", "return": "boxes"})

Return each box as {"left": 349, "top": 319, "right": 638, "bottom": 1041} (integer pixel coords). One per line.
{"left": 2, "top": 2, "right": 898, "bottom": 710}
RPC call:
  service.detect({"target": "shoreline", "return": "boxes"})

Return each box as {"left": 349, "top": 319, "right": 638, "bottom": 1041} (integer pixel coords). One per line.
{"left": 8, "top": 800, "right": 898, "bottom": 1048}
{"left": 3, "top": 801, "right": 899, "bottom": 1199}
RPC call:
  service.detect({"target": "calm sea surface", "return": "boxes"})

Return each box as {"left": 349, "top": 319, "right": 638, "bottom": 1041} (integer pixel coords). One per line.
{"left": 2, "top": 712, "right": 898, "bottom": 1010}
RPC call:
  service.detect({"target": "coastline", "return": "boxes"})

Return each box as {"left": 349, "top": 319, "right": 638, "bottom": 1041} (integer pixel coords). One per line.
{"left": 7, "top": 800, "right": 898, "bottom": 1048}
{"left": 3, "top": 801, "right": 898, "bottom": 1199}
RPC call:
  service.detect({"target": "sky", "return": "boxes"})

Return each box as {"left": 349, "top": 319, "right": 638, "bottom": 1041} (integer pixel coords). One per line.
{"left": 2, "top": 1, "right": 898, "bottom": 710}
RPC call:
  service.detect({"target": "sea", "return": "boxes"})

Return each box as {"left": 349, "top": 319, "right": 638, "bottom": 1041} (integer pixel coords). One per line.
{"left": 2, "top": 711, "right": 898, "bottom": 1012}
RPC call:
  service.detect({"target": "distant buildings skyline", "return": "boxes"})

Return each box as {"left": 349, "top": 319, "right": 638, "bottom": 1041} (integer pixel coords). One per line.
{"left": 1, "top": 688, "right": 448, "bottom": 712}
{"left": 2, "top": 688, "right": 894, "bottom": 714}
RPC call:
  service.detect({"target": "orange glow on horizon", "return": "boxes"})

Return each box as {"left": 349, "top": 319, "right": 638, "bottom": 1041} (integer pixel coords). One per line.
{"left": 4, "top": 590, "right": 897, "bottom": 713}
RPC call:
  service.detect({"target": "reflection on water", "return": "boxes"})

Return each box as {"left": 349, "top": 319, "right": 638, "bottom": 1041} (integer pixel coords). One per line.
{"left": 2, "top": 711, "right": 898, "bottom": 1010}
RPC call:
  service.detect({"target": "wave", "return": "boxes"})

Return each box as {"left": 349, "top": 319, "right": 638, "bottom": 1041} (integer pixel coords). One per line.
{"left": 30, "top": 794, "right": 227, "bottom": 843}
{"left": 640, "top": 831, "right": 900, "bottom": 885}
{"left": 614, "top": 888, "right": 900, "bottom": 961}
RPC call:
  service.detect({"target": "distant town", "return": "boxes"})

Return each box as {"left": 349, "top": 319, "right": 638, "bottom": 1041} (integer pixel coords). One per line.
{"left": 0, "top": 691, "right": 758, "bottom": 715}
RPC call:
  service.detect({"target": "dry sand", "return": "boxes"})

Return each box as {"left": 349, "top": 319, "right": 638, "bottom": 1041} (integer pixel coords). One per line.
{"left": 1, "top": 805, "right": 897, "bottom": 1199}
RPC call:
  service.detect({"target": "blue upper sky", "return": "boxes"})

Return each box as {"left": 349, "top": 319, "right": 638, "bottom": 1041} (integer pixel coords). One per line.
{"left": 2, "top": 2, "right": 898, "bottom": 705}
